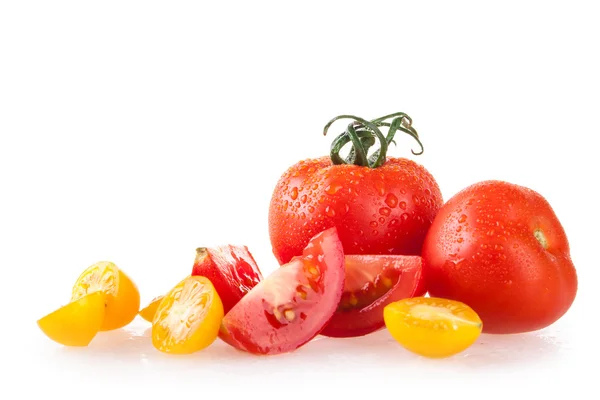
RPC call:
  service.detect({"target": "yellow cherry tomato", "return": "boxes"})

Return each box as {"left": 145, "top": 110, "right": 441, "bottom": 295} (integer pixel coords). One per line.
{"left": 71, "top": 261, "right": 140, "bottom": 331}
{"left": 152, "top": 276, "right": 224, "bottom": 354}
{"left": 139, "top": 295, "right": 164, "bottom": 323}
{"left": 384, "top": 297, "right": 482, "bottom": 358}
{"left": 37, "top": 291, "right": 106, "bottom": 347}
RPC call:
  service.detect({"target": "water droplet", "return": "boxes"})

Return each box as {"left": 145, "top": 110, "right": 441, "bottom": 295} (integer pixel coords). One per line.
{"left": 389, "top": 219, "right": 399, "bottom": 227}
{"left": 294, "top": 202, "right": 300, "bottom": 208}
{"left": 325, "top": 183, "right": 342, "bottom": 195}
{"left": 456, "top": 226, "right": 462, "bottom": 233}
{"left": 378, "top": 217, "right": 385, "bottom": 224}
{"left": 375, "top": 181, "right": 386, "bottom": 196}
{"left": 424, "top": 188, "right": 431, "bottom": 196}
{"left": 312, "top": 184, "right": 319, "bottom": 190}
{"left": 308, "top": 206, "right": 315, "bottom": 213}
{"left": 385, "top": 193, "right": 398, "bottom": 208}
{"left": 290, "top": 187, "right": 298, "bottom": 200}
{"left": 300, "top": 194, "right": 307, "bottom": 203}
{"left": 371, "top": 230, "right": 379, "bottom": 236}
{"left": 458, "top": 214, "right": 467, "bottom": 223}
{"left": 370, "top": 221, "right": 378, "bottom": 228}
{"left": 401, "top": 213, "right": 409, "bottom": 222}
{"left": 412, "top": 194, "right": 420, "bottom": 205}
{"left": 379, "top": 207, "right": 391, "bottom": 216}
{"left": 325, "top": 206, "right": 335, "bottom": 217}
{"left": 300, "top": 212, "right": 306, "bottom": 219}
{"left": 283, "top": 200, "right": 289, "bottom": 211}
{"left": 399, "top": 201, "right": 407, "bottom": 210}
{"left": 457, "top": 237, "right": 463, "bottom": 243}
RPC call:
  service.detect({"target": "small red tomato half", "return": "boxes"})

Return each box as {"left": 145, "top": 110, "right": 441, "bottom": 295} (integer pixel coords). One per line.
{"left": 268, "top": 113, "right": 443, "bottom": 265}
{"left": 422, "top": 180, "right": 578, "bottom": 334}
{"left": 221, "top": 227, "right": 345, "bottom": 355}
{"left": 191, "top": 245, "right": 262, "bottom": 314}
{"left": 320, "top": 255, "right": 425, "bottom": 338}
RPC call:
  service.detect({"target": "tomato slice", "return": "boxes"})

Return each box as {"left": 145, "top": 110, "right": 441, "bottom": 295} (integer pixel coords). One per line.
{"left": 191, "top": 245, "right": 262, "bottom": 314}
{"left": 221, "top": 227, "right": 345, "bottom": 355}
{"left": 320, "top": 254, "right": 425, "bottom": 338}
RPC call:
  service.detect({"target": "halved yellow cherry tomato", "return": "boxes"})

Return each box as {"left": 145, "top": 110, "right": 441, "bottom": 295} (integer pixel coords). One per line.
{"left": 152, "top": 276, "right": 224, "bottom": 354}
{"left": 71, "top": 261, "right": 140, "bottom": 331}
{"left": 139, "top": 295, "right": 164, "bottom": 323}
{"left": 384, "top": 297, "right": 482, "bottom": 358}
{"left": 37, "top": 292, "right": 106, "bottom": 347}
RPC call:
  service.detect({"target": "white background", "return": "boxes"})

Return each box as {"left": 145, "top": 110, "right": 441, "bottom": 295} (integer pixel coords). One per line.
{"left": 1, "top": 1, "right": 598, "bottom": 398}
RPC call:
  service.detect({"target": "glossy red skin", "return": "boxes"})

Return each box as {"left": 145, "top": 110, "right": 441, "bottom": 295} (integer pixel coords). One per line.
{"left": 268, "top": 156, "right": 443, "bottom": 265}
{"left": 221, "top": 227, "right": 345, "bottom": 355}
{"left": 191, "top": 245, "right": 263, "bottom": 314}
{"left": 321, "top": 255, "right": 425, "bottom": 338}
{"left": 422, "top": 180, "right": 578, "bottom": 334}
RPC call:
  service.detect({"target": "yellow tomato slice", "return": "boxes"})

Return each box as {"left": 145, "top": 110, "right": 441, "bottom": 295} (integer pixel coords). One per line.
{"left": 139, "top": 295, "right": 164, "bottom": 323}
{"left": 152, "top": 276, "right": 224, "bottom": 354}
{"left": 384, "top": 297, "right": 482, "bottom": 358}
{"left": 37, "top": 292, "right": 106, "bottom": 347}
{"left": 71, "top": 261, "right": 140, "bottom": 331}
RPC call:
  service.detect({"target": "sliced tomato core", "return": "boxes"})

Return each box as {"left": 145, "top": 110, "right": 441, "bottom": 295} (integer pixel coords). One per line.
{"left": 320, "top": 254, "right": 424, "bottom": 338}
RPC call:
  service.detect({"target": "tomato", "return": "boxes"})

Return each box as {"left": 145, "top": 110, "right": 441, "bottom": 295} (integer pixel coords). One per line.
{"left": 37, "top": 292, "right": 106, "bottom": 347}
{"left": 268, "top": 113, "right": 442, "bottom": 265}
{"left": 221, "top": 227, "right": 345, "bottom": 355}
{"left": 384, "top": 297, "right": 482, "bottom": 358}
{"left": 139, "top": 295, "right": 164, "bottom": 323}
{"left": 71, "top": 261, "right": 140, "bottom": 331}
{"left": 320, "top": 254, "right": 425, "bottom": 338}
{"left": 191, "top": 245, "right": 262, "bottom": 313}
{"left": 152, "top": 276, "right": 224, "bottom": 354}
{"left": 422, "top": 180, "right": 578, "bottom": 334}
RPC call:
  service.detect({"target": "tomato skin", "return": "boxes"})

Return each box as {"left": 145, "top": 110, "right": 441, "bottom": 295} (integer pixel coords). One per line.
{"left": 191, "top": 245, "right": 262, "bottom": 314}
{"left": 422, "top": 180, "right": 578, "bottom": 334}
{"left": 221, "top": 227, "right": 345, "bottom": 355}
{"left": 321, "top": 255, "right": 425, "bottom": 338}
{"left": 269, "top": 156, "right": 443, "bottom": 265}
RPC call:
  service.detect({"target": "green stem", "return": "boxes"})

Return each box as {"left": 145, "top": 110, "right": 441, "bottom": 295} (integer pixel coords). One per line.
{"left": 323, "top": 112, "right": 424, "bottom": 168}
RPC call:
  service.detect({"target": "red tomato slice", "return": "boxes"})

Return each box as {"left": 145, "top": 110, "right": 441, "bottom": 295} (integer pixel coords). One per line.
{"left": 221, "top": 227, "right": 345, "bottom": 355}
{"left": 191, "top": 245, "right": 263, "bottom": 314}
{"left": 320, "top": 254, "right": 425, "bottom": 338}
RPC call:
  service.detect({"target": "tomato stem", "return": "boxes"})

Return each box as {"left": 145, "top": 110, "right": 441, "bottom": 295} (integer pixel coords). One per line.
{"left": 323, "top": 112, "right": 424, "bottom": 168}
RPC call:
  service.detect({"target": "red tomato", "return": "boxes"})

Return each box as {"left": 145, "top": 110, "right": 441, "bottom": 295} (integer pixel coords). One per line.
{"left": 221, "top": 227, "right": 345, "bottom": 355}
{"left": 268, "top": 113, "right": 443, "bottom": 265}
{"left": 422, "top": 180, "right": 578, "bottom": 334}
{"left": 321, "top": 254, "right": 425, "bottom": 338}
{"left": 191, "top": 245, "right": 262, "bottom": 314}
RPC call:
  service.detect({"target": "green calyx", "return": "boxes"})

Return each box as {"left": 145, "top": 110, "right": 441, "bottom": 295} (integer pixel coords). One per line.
{"left": 323, "top": 112, "right": 423, "bottom": 168}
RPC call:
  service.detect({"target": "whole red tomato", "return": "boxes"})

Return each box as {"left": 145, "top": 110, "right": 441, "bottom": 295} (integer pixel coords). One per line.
{"left": 269, "top": 113, "right": 443, "bottom": 265}
{"left": 422, "top": 180, "right": 578, "bottom": 334}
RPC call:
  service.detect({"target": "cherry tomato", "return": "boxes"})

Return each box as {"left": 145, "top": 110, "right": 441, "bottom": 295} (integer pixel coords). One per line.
{"left": 422, "top": 180, "right": 578, "bottom": 334}
{"left": 384, "top": 297, "right": 482, "bottom": 358}
{"left": 221, "top": 227, "right": 345, "bottom": 355}
{"left": 268, "top": 113, "right": 443, "bottom": 265}
{"left": 191, "top": 244, "right": 262, "bottom": 313}
{"left": 152, "top": 276, "right": 224, "bottom": 355}
{"left": 321, "top": 254, "right": 425, "bottom": 338}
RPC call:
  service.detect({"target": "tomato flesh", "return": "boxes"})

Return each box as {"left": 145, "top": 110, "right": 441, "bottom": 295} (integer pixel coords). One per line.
{"left": 321, "top": 255, "right": 425, "bottom": 338}
{"left": 191, "top": 244, "right": 262, "bottom": 314}
{"left": 221, "top": 227, "right": 345, "bottom": 355}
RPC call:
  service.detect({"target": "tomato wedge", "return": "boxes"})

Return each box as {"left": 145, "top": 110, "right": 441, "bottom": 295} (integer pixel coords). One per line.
{"left": 320, "top": 254, "right": 425, "bottom": 338}
{"left": 221, "top": 227, "right": 345, "bottom": 355}
{"left": 191, "top": 245, "right": 262, "bottom": 314}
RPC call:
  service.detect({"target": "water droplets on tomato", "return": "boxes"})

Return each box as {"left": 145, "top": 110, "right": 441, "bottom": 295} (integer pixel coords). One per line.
{"left": 325, "top": 206, "right": 336, "bottom": 217}
{"left": 290, "top": 187, "right": 299, "bottom": 200}
{"left": 379, "top": 207, "right": 391, "bottom": 216}
{"left": 385, "top": 193, "right": 398, "bottom": 208}
{"left": 325, "top": 183, "right": 343, "bottom": 195}
{"left": 300, "top": 195, "right": 307, "bottom": 203}
{"left": 399, "top": 201, "right": 407, "bottom": 210}
{"left": 458, "top": 214, "right": 467, "bottom": 223}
